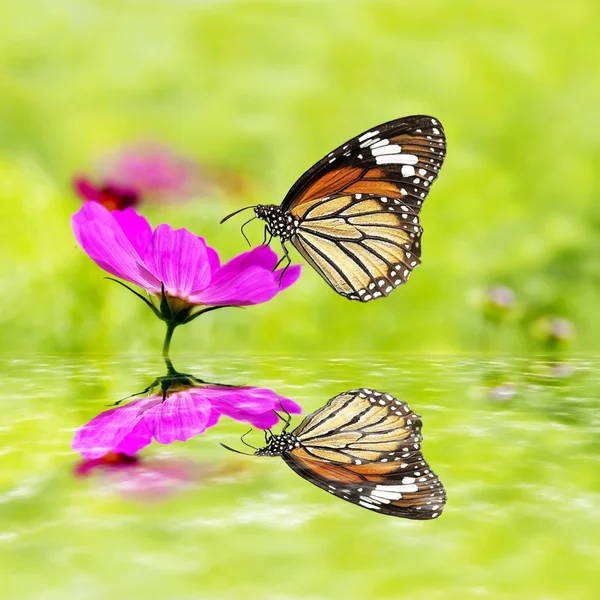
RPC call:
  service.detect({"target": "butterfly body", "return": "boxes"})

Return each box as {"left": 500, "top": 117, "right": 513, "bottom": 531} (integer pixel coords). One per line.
{"left": 224, "top": 115, "right": 447, "bottom": 302}
{"left": 252, "top": 388, "right": 446, "bottom": 519}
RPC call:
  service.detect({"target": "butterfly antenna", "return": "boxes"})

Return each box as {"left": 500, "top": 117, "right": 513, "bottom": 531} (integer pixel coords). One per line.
{"left": 240, "top": 428, "right": 258, "bottom": 451}
{"left": 220, "top": 205, "right": 256, "bottom": 224}
{"left": 220, "top": 443, "right": 254, "bottom": 456}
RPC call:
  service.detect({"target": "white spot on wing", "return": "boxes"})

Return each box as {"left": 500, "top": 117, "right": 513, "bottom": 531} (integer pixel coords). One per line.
{"left": 371, "top": 144, "right": 402, "bottom": 156}
{"left": 371, "top": 489, "right": 402, "bottom": 501}
{"left": 375, "top": 483, "right": 418, "bottom": 493}
{"left": 358, "top": 130, "right": 380, "bottom": 142}
{"left": 375, "top": 153, "right": 418, "bottom": 166}
{"left": 359, "top": 500, "right": 381, "bottom": 510}
{"left": 401, "top": 165, "right": 416, "bottom": 177}
{"left": 370, "top": 139, "right": 390, "bottom": 149}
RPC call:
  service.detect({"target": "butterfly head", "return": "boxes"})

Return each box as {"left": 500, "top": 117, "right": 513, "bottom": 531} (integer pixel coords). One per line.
{"left": 255, "top": 432, "right": 299, "bottom": 457}
{"left": 254, "top": 205, "right": 298, "bottom": 241}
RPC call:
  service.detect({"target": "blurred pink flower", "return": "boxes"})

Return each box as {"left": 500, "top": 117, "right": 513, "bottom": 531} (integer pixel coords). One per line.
{"left": 72, "top": 202, "right": 301, "bottom": 321}
{"left": 73, "top": 143, "right": 212, "bottom": 208}
{"left": 73, "top": 176, "right": 140, "bottom": 211}
{"left": 73, "top": 387, "right": 302, "bottom": 459}
{"left": 485, "top": 286, "right": 516, "bottom": 310}
{"left": 100, "top": 143, "right": 208, "bottom": 202}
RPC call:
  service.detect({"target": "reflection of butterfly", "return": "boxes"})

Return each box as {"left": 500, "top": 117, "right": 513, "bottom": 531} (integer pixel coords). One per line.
{"left": 225, "top": 388, "right": 446, "bottom": 519}
{"left": 221, "top": 116, "right": 446, "bottom": 302}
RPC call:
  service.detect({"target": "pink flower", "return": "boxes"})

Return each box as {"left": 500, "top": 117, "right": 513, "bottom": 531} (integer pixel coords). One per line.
{"left": 73, "top": 176, "right": 140, "bottom": 211}
{"left": 72, "top": 201, "right": 301, "bottom": 320}
{"left": 72, "top": 387, "right": 302, "bottom": 459}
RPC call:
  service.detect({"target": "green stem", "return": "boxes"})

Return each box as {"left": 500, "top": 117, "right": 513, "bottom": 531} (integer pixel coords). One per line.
{"left": 162, "top": 322, "right": 177, "bottom": 363}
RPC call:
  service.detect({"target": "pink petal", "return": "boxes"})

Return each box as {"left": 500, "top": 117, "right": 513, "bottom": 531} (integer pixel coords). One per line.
{"left": 244, "top": 410, "right": 282, "bottom": 429}
{"left": 277, "top": 397, "right": 303, "bottom": 415}
{"left": 202, "top": 239, "right": 220, "bottom": 273}
{"left": 143, "top": 224, "right": 212, "bottom": 298}
{"left": 112, "top": 208, "right": 153, "bottom": 256}
{"left": 213, "top": 246, "right": 278, "bottom": 279}
{"left": 274, "top": 264, "right": 302, "bottom": 291}
{"left": 198, "top": 387, "right": 301, "bottom": 429}
{"left": 72, "top": 202, "right": 161, "bottom": 291}
{"left": 112, "top": 422, "right": 153, "bottom": 456}
{"left": 143, "top": 391, "right": 211, "bottom": 444}
{"left": 189, "top": 246, "right": 300, "bottom": 306}
{"left": 72, "top": 399, "right": 149, "bottom": 459}
{"left": 205, "top": 407, "right": 221, "bottom": 430}
{"left": 190, "top": 266, "right": 291, "bottom": 305}
{"left": 73, "top": 177, "right": 100, "bottom": 202}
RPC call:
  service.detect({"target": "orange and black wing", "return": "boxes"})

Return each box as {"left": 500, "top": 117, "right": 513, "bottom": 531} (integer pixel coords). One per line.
{"left": 281, "top": 116, "right": 446, "bottom": 301}
{"left": 283, "top": 389, "right": 446, "bottom": 519}
{"left": 282, "top": 115, "right": 446, "bottom": 218}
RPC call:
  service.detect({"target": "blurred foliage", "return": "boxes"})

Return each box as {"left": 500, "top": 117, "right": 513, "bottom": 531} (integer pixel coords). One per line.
{"left": 2, "top": 0, "right": 600, "bottom": 356}
{"left": 2, "top": 4, "right": 600, "bottom": 597}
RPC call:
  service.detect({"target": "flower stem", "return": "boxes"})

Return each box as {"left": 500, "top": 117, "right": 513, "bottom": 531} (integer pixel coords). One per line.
{"left": 162, "top": 322, "right": 177, "bottom": 362}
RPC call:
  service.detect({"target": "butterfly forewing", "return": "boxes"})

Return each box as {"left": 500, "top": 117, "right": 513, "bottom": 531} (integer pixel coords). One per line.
{"left": 283, "top": 389, "right": 446, "bottom": 519}
{"left": 282, "top": 115, "right": 446, "bottom": 217}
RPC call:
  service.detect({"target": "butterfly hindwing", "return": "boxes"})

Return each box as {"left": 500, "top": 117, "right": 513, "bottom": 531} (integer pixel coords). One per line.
{"left": 291, "top": 192, "right": 422, "bottom": 300}
{"left": 283, "top": 389, "right": 446, "bottom": 519}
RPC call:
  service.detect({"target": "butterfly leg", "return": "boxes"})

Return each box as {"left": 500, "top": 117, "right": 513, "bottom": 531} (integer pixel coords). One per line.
{"left": 274, "top": 398, "right": 292, "bottom": 433}
{"left": 262, "top": 226, "right": 273, "bottom": 246}
{"left": 274, "top": 242, "right": 291, "bottom": 285}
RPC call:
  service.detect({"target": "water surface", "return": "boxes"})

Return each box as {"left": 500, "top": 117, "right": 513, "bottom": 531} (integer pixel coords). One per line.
{"left": 1, "top": 356, "right": 598, "bottom": 600}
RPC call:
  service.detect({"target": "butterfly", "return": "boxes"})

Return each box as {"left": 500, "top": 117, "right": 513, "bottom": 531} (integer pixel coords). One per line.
{"left": 223, "top": 388, "right": 446, "bottom": 519}
{"left": 221, "top": 115, "right": 447, "bottom": 302}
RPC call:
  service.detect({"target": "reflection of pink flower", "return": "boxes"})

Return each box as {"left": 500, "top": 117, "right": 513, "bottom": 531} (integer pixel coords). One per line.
{"left": 73, "top": 177, "right": 140, "bottom": 211}
{"left": 73, "top": 387, "right": 302, "bottom": 459}
{"left": 73, "top": 454, "right": 227, "bottom": 501}
{"left": 72, "top": 202, "right": 301, "bottom": 318}
{"left": 74, "top": 451, "right": 139, "bottom": 477}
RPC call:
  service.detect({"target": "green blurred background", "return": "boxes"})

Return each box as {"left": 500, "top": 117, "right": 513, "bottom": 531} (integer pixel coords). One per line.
{"left": 3, "top": 0, "right": 599, "bottom": 357}
{"left": 2, "top": 2, "right": 600, "bottom": 600}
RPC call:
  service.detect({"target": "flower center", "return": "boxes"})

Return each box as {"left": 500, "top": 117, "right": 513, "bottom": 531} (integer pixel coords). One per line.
{"left": 164, "top": 294, "right": 193, "bottom": 316}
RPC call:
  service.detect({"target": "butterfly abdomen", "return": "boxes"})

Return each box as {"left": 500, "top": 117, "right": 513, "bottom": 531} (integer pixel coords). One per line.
{"left": 255, "top": 205, "right": 299, "bottom": 241}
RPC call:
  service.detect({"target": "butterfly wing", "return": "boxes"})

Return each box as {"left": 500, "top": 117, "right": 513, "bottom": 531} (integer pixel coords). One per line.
{"left": 282, "top": 116, "right": 446, "bottom": 301}
{"left": 283, "top": 388, "right": 446, "bottom": 519}
{"left": 291, "top": 192, "right": 422, "bottom": 300}
{"left": 283, "top": 115, "right": 446, "bottom": 217}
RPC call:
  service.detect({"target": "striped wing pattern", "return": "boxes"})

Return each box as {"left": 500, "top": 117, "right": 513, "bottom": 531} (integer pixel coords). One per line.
{"left": 283, "top": 115, "right": 446, "bottom": 301}
{"left": 284, "top": 389, "right": 446, "bottom": 519}
{"left": 291, "top": 193, "right": 421, "bottom": 300}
